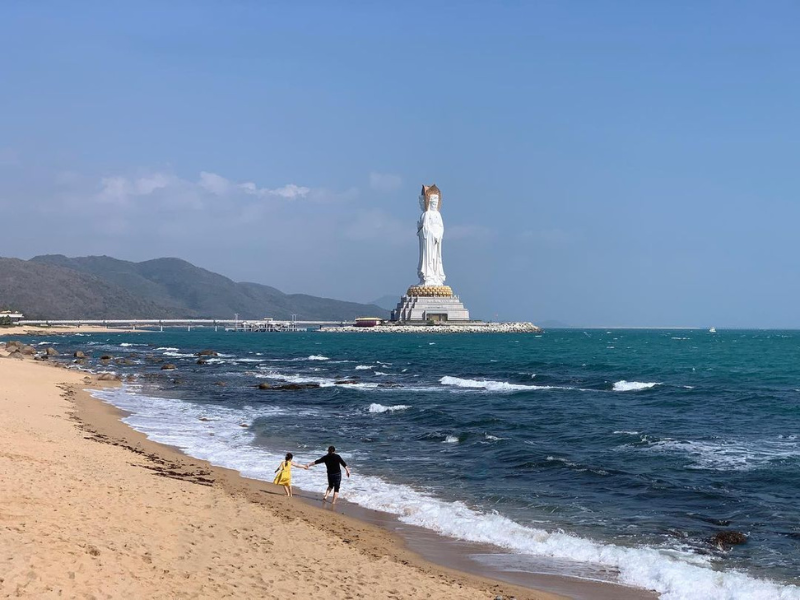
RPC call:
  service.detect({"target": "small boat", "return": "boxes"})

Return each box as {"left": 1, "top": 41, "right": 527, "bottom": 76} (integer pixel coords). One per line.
{"left": 709, "top": 327, "right": 717, "bottom": 333}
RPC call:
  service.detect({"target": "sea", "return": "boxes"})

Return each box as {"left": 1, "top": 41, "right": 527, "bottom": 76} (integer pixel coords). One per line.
{"left": 26, "top": 328, "right": 800, "bottom": 599}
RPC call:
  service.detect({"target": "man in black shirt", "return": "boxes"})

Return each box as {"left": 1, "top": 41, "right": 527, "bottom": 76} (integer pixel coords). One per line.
{"left": 307, "top": 446, "right": 350, "bottom": 504}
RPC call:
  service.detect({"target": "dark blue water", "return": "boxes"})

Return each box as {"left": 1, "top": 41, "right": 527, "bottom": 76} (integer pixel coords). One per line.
{"left": 28, "top": 329, "right": 800, "bottom": 598}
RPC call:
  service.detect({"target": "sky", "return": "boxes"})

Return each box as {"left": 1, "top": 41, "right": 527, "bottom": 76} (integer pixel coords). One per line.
{"left": 1, "top": 2, "right": 799, "bottom": 327}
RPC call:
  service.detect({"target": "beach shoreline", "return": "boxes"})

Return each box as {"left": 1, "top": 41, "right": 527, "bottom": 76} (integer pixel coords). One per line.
{"left": 0, "top": 345, "right": 656, "bottom": 599}
{"left": 0, "top": 324, "right": 139, "bottom": 336}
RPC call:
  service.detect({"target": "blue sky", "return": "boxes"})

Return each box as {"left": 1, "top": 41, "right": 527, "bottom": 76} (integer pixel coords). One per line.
{"left": 1, "top": 2, "right": 799, "bottom": 326}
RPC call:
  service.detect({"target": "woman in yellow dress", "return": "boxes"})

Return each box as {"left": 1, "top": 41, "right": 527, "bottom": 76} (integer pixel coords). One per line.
{"left": 273, "top": 452, "right": 306, "bottom": 497}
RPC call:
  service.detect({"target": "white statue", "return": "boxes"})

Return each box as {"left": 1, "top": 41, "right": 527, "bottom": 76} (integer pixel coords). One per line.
{"left": 417, "top": 184, "right": 446, "bottom": 286}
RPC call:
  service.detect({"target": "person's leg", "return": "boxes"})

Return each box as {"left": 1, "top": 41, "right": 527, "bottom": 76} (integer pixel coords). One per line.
{"left": 283, "top": 485, "right": 290, "bottom": 496}
{"left": 324, "top": 472, "right": 336, "bottom": 501}
{"left": 330, "top": 473, "right": 342, "bottom": 504}
{"left": 288, "top": 485, "right": 293, "bottom": 497}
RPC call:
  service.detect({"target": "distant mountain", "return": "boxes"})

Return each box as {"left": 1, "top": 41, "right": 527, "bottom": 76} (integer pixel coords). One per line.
{"left": 0, "top": 257, "right": 173, "bottom": 319}
{"left": 369, "top": 295, "right": 401, "bottom": 311}
{"left": 537, "top": 319, "right": 575, "bottom": 329}
{"left": 0, "top": 255, "right": 387, "bottom": 321}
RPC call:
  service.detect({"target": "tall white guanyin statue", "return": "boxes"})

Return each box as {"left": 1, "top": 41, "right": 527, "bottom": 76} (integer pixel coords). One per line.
{"left": 417, "top": 184, "right": 446, "bottom": 286}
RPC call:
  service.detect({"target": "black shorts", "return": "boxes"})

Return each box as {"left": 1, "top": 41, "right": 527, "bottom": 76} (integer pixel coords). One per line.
{"left": 327, "top": 471, "right": 342, "bottom": 492}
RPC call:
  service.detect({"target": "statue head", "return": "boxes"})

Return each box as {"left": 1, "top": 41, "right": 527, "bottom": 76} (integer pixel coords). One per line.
{"left": 420, "top": 184, "right": 442, "bottom": 212}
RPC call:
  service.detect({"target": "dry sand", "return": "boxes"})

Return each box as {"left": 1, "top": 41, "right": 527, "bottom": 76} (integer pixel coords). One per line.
{"left": 0, "top": 352, "right": 564, "bottom": 599}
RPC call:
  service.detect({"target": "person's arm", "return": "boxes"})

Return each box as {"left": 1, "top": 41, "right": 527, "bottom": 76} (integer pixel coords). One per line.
{"left": 275, "top": 461, "right": 284, "bottom": 473}
{"left": 306, "top": 457, "right": 323, "bottom": 469}
{"left": 339, "top": 456, "right": 351, "bottom": 478}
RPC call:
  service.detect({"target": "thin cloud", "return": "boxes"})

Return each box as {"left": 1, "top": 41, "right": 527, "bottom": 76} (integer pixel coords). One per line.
{"left": 369, "top": 172, "right": 402, "bottom": 193}
{"left": 200, "top": 171, "right": 310, "bottom": 199}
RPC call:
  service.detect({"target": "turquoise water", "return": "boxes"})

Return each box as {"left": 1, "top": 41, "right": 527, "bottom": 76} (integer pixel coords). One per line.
{"left": 31, "top": 329, "right": 800, "bottom": 598}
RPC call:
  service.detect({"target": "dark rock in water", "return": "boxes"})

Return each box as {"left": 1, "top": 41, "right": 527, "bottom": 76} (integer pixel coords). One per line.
{"left": 199, "top": 417, "right": 211, "bottom": 421}
{"left": 21, "top": 345, "right": 36, "bottom": 355}
{"left": 74, "top": 358, "right": 86, "bottom": 364}
{"left": 172, "top": 379, "right": 184, "bottom": 385}
{"left": 45, "top": 347, "right": 59, "bottom": 356}
{"left": 74, "top": 350, "right": 85, "bottom": 358}
{"left": 257, "top": 382, "right": 320, "bottom": 391}
{"left": 124, "top": 375, "right": 136, "bottom": 382}
{"left": 377, "top": 382, "right": 401, "bottom": 388}
{"left": 197, "top": 349, "right": 218, "bottom": 356}
{"left": 214, "top": 381, "right": 227, "bottom": 387}
{"left": 196, "top": 359, "right": 207, "bottom": 365}
{"left": 100, "top": 355, "right": 112, "bottom": 360}
{"left": 161, "top": 363, "right": 177, "bottom": 370}
{"left": 710, "top": 530, "right": 748, "bottom": 549}
{"left": 97, "top": 373, "right": 120, "bottom": 381}
{"left": 114, "top": 358, "right": 134, "bottom": 366}
{"left": 277, "top": 383, "right": 321, "bottom": 390}
{"left": 335, "top": 380, "right": 358, "bottom": 385}
{"left": 129, "top": 352, "right": 140, "bottom": 359}
{"left": 4, "top": 340, "right": 21, "bottom": 349}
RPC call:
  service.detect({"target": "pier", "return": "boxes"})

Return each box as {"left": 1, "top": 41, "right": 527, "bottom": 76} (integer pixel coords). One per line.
{"left": 16, "top": 318, "right": 349, "bottom": 332}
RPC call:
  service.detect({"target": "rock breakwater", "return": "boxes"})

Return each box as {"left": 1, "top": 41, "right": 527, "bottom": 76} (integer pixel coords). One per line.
{"left": 320, "top": 322, "right": 541, "bottom": 333}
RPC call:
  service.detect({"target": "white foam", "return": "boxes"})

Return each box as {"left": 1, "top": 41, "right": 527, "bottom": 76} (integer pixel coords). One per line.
{"left": 307, "top": 355, "right": 329, "bottom": 361}
{"left": 613, "top": 380, "right": 659, "bottom": 392}
{"left": 88, "top": 385, "right": 800, "bottom": 600}
{"left": 156, "top": 347, "right": 179, "bottom": 351}
{"left": 440, "top": 376, "right": 562, "bottom": 392}
{"left": 162, "top": 351, "right": 195, "bottom": 358}
{"left": 444, "top": 435, "right": 460, "bottom": 443}
{"left": 632, "top": 436, "right": 800, "bottom": 472}
{"left": 120, "top": 342, "right": 146, "bottom": 347}
{"left": 368, "top": 403, "right": 410, "bottom": 414}
{"left": 355, "top": 365, "right": 373, "bottom": 370}
{"left": 257, "top": 371, "right": 336, "bottom": 387}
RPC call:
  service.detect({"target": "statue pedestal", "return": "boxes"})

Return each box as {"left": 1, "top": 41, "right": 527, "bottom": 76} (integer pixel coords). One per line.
{"left": 390, "top": 293, "right": 470, "bottom": 322}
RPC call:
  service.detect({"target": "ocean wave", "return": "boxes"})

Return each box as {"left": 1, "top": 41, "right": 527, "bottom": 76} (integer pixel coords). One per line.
{"left": 368, "top": 403, "right": 410, "bottom": 414}
{"left": 632, "top": 436, "right": 800, "bottom": 472}
{"left": 440, "top": 376, "right": 562, "bottom": 392}
{"left": 162, "top": 351, "right": 196, "bottom": 358}
{"left": 354, "top": 365, "right": 373, "bottom": 370}
{"left": 88, "top": 385, "right": 800, "bottom": 600}
{"left": 613, "top": 380, "right": 659, "bottom": 392}
{"left": 444, "top": 435, "right": 460, "bottom": 443}
{"left": 119, "top": 342, "right": 146, "bottom": 347}
{"left": 307, "top": 355, "right": 329, "bottom": 361}
{"left": 155, "top": 347, "right": 179, "bottom": 351}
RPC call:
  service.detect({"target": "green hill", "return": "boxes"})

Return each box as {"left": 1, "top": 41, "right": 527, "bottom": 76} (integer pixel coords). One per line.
{"left": 0, "top": 255, "right": 387, "bottom": 321}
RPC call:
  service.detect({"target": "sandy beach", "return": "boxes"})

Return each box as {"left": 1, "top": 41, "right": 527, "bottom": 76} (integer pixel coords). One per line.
{"left": 0, "top": 348, "right": 568, "bottom": 599}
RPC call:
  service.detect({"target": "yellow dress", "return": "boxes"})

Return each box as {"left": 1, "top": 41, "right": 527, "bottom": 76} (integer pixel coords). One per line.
{"left": 273, "top": 460, "right": 292, "bottom": 486}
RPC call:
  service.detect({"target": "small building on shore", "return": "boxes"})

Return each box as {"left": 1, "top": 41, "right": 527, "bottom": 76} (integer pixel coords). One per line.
{"left": 354, "top": 317, "right": 383, "bottom": 328}
{"left": 0, "top": 310, "right": 24, "bottom": 324}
